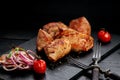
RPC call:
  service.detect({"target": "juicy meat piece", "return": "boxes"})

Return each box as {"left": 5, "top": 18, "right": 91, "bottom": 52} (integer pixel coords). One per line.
{"left": 59, "top": 28, "right": 79, "bottom": 37}
{"left": 60, "top": 28, "right": 94, "bottom": 52}
{"left": 43, "top": 22, "right": 68, "bottom": 39}
{"left": 36, "top": 17, "right": 94, "bottom": 62}
{"left": 69, "top": 16, "right": 91, "bottom": 35}
{"left": 44, "top": 38, "right": 71, "bottom": 62}
{"left": 36, "top": 29, "right": 53, "bottom": 51}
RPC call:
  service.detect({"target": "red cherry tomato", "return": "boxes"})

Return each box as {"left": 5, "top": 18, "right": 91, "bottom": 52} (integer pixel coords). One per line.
{"left": 33, "top": 59, "right": 46, "bottom": 74}
{"left": 97, "top": 29, "right": 111, "bottom": 43}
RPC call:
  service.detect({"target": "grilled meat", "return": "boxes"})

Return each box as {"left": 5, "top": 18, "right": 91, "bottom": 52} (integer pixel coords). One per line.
{"left": 44, "top": 38, "right": 71, "bottom": 62}
{"left": 60, "top": 28, "right": 94, "bottom": 52}
{"left": 36, "top": 29, "right": 53, "bottom": 51}
{"left": 43, "top": 22, "right": 68, "bottom": 39}
{"left": 36, "top": 16, "right": 94, "bottom": 62}
{"left": 69, "top": 16, "right": 91, "bottom": 35}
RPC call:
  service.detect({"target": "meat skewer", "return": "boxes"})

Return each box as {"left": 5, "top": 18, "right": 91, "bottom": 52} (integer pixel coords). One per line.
{"left": 69, "top": 16, "right": 91, "bottom": 35}
{"left": 37, "top": 16, "right": 94, "bottom": 62}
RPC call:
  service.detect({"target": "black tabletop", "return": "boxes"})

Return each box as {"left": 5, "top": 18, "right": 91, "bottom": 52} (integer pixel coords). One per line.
{"left": 0, "top": 28, "right": 120, "bottom": 80}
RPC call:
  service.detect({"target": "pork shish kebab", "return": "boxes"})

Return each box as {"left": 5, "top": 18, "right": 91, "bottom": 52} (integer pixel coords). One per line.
{"left": 36, "top": 16, "right": 94, "bottom": 62}
{"left": 69, "top": 16, "right": 91, "bottom": 35}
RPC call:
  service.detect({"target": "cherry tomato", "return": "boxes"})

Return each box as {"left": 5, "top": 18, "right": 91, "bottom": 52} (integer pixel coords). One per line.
{"left": 33, "top": 59, "right": 46, "bottom": 74}
{"left": 97, "top": 29, "right": 111, "bottom": 43}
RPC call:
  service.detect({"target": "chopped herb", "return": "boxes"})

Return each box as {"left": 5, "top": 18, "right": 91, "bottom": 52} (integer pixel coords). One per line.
{"left": 7, "top": 51, "right": 13, "bottom": 58}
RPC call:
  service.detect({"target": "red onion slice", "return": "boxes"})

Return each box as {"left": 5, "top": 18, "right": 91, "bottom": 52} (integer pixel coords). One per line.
{"left": 2, "top": 65, "right": 17, "bottom": 71}
{"left": 0, "top": 48, "right": 37, "bottom": 71}
{"left": 19, "top": 52, "right": 33, "bottom": 65}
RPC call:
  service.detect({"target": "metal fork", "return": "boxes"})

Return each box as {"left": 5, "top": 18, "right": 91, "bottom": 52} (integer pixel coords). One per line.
{"left": 92, "top": 42, "right": 101, "bottom": 80}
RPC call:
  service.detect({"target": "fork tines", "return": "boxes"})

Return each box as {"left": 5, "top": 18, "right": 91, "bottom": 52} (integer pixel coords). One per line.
{"left": 93, "top": 42, "right": 101, "bottom": 61}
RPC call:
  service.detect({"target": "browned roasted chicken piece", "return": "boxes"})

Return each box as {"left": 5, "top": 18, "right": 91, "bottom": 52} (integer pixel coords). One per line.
{"left": 43, "top": 22, "right": 68, "bottom": 39}
{"left": 37, "top": 17, "right": 94, "bottom": 62}
{"left": 36, "top": 29, "right": 53, "bottom": 51}
{"left": 44, "top": 38, "right": 71, "bottom": 62}
{"left": 69, "top": 16, "right": 91, "bottom": 35}
{"left": 60, "top": 28, "right": 94, "bottom": 52}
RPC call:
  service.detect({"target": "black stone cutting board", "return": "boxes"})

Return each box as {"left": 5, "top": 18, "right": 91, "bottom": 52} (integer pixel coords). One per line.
{"left": 0, "top": 32, "right": 120, "bottom": 80}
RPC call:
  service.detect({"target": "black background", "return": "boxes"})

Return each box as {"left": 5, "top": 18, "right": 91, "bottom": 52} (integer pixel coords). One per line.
{"left": 0, "top": 1, "right": 120, "bottom": 80}
{"left": 0, "top": 0, "right": 119, "bottom": 34}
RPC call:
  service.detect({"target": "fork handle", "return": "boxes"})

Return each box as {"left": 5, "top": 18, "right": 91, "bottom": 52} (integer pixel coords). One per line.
{"left": 92, "top": 67, "right": 99, "bottom": 80}
{"left": 106, "top": 72, "right": 120, "bottom": 80}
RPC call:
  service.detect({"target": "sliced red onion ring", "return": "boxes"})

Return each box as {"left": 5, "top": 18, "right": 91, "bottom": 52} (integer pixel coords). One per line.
{"left": 2, "top": 65, "right": 17, "bottom": 71}
{"left": 18, "top": 64, "right": 30, "bottom": 70}
{"left": 19, "top": 52, "right": 34, "bottom": 65}
{"left": 26, "top": 50, "right": 37, "bottom": 59}
{"left": 0, "top": 48, "right": 37, "bottom": 71}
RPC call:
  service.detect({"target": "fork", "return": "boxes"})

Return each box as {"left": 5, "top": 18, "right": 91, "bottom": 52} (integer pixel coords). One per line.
{"left": 92, "top": 42, "right": 101, "bottom": 80}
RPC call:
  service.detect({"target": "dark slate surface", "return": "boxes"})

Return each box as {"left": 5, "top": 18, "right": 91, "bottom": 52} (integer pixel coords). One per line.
{"left": 75, "top": 48, "right": 120, "bottom": 80}
{"left": 0, "top": 29, "right": 37, "bottom": 54}
{"left": 0, "top": 31, "right": 120, "bottom": 80}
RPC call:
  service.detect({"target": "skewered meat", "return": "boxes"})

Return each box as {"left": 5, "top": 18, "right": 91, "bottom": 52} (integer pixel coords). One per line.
{"left": 60, "top": 28, "right": 94, "bottom": 52}
{"left": 44, "top": 38, "right": 71, "bottom": 62}
{"left": 36, "top": 16, "right": 94, "bottom": 62}
{"left": 36, "top": 29, "right": 53, "bottom": 51}
{"left": 69, "top": 16, "right": 91, "bottom": 35}
{"left": 43, "top": 22, "right": 68, "bottom": 39}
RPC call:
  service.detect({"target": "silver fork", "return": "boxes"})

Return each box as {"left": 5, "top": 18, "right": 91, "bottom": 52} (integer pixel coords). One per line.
{"left": 92, "top": 42, "right": 101, "bottom": 80}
